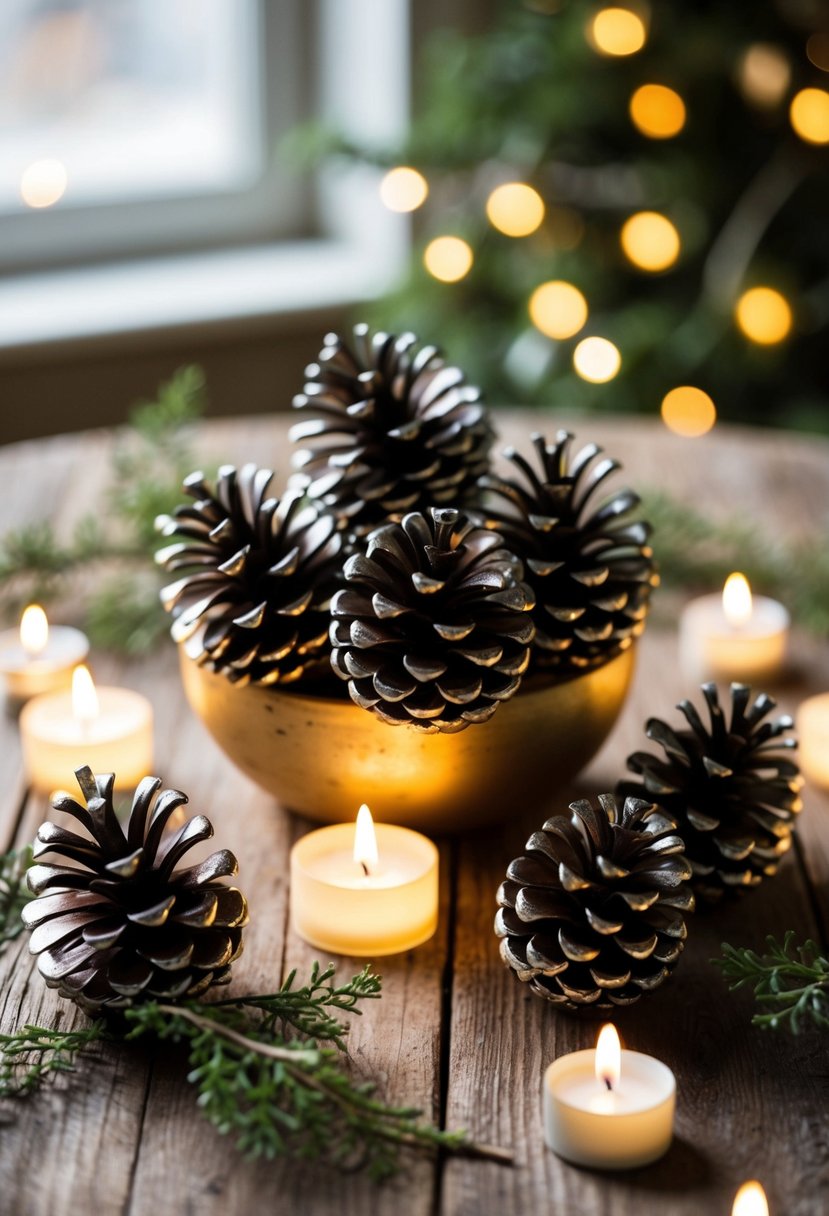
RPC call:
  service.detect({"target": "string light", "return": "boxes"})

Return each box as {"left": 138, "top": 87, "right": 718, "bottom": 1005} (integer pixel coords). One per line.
{"left": 486, "top": 182, "right": 545, "bottom": 237}
{"left": 620, "top": 212, "right": 681, "bottom": 272}
{"left": 790, "top": 88, "right": 829, "bottom": 144}
{"left": 735, "top": 287, "right": 792, "bottom": 345}
{"left": 380, "top": 166, "right": 428, "bottom": 213}
{"left": 589, "top": 8, "right": 646, "bottom": 57}
{"left": 629, "top": 84, "right": 686, "bottom": 138}
{"left": 19, "top": 159, "right": 67, "bottom": 209}
{"left": 529, "top": 281, "right": 588, "bottom": 339}
{"left": 573, "top": 337, "right": 621, "bottom": 382}
{"left": 737, "top": 44, "right": 791, "bottom": 107}
{"left": 423, "top": 236, "right": 473, "bottom": 283}
{"left": 661, "top": 387, "right": 717, "bottom": 437}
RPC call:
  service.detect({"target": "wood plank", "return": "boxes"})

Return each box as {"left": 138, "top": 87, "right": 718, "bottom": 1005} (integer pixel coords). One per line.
{"left": 441, "top": 627, "right": 829, "bottom": 1216}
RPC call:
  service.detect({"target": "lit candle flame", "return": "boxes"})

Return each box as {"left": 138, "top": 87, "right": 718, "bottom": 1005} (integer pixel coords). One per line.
{"left": 595, "top": 1023, "right": 621, "bottom": 1090}
{"left": 723, "top": 572, "right": 753, "bottom": 629}
{"left": 353, "top": 804, "right": 379, "bottom": 876}
{"left": 20, "top": 604, "right": 49, "bottom": 659}
{"left": 732, "top": 1181, "right": 769, "bottom": 1216}
{"left": 72, "top": 665, "right": 99, "bottom": 725}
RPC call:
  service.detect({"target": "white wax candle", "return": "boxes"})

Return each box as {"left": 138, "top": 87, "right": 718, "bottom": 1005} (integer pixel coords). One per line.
{"left": 544, "top": 1029, "right": 675, "bottom": 1169}
{"left": 797, "top": 693, "right": 829, "bottom": 790}
{"left": 20, "top": 673, "right": 154, "bottom": 792}
{"left": 0, "top": 605, "right": 89, "bottom": 711}
{"left": 290, "top": 810, "right": 438, "bottom": 956}
{"left": 679, "top": 573, "right": 789, "bottom": 683}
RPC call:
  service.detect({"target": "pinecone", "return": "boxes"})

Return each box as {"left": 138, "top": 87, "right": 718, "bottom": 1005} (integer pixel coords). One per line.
{"left": 495, "top": 794, "right": 693, "bottom": 1010}
{"left": 290, "top": 324, "right": 494, "bottom": 535}
{"left": 479, "top": 431, "right": 658, "bottom": 674}
{"left": 156, "top": 464, "right": 342, "bottom": 686}
{"left": 22, "top": 766, "right": 248, "bottom": 1014}
{"left": 329, "top": 507, "right": 535, "bottom": 733}
{"left": 620, "top": 682, "right": 803, "bottom": 902}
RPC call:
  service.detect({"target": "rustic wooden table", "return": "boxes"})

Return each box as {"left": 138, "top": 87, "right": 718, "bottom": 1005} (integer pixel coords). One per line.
{"left": 0, "top": 412, "right": 827, "bottom": 1216}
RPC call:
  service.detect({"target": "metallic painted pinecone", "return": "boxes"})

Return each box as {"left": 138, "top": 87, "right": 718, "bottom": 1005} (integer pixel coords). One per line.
{"left": 620, "top": 682, "right": 803, "bottom": 902}
{"left": 495, "top": 794, "right": 693, "bottom": 1010}
{"left": 479, "top": 431, "right": 658, "bottom": 673}
{"left": 290, "top": 324, "right": 494, "bottom": 535}
{"left": 156, "top": 464, "right": 342, "bottom": 686}
{"left": 330, "top": 507, "right": 535, "bottom": 733}
{"left": 22, "top": 766, "right": 248, "bottom": 1013}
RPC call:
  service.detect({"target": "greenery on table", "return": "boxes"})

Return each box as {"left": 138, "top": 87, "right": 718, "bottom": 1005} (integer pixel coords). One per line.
{"left": 0, "top": 945, "right": 510, "bottom": 1179}
{"left": 715, "top": 933, "right": 829, "bottom": 1034}
{"left": 298, "top": 0, "right": 829, "bottom": 431}
{"left": 0, "top": 846, "right": 32, "bottom": 958}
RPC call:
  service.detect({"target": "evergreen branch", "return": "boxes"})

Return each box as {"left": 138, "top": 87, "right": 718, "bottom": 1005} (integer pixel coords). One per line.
{"left": 0, "top": 960, "right": 513, "bottom": 1179}
{"left": 0, "top": 1021, "right": 109, "bottom": 1097}
{"left": 713, "top": 932, "right": 829, "bottom": 1034}
{"left": 0, "top": 846, "right": 32, "bottom": 957}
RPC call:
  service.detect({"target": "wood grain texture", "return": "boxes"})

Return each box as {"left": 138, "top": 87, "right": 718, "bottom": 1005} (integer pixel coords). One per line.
{"left": 0, "top": 412, "right": 827, "bottom": 1216}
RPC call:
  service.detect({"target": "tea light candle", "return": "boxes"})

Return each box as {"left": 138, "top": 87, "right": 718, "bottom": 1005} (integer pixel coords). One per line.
{"left": 20, "top": 665, "right": 154, "bottom": 792}
{"left": 290, "top": 804, "right": 439, "bottom": 956}
{"left": 679, "top": 573, "right": 789, "bottom": 683}
{"left": 733, "top": 1180, "right": 769, "bottom": 1215}
{"left": 0, "top": 605, "right": 89, "bottom": 711}
{"left": 543, "top": 1024, "right": 675, "bottom": 1169}
{"left": 797, "top": 693, "right": 829, "bottom": 789}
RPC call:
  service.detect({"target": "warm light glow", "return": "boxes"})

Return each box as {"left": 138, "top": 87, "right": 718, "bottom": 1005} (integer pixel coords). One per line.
{"left": 735, "top": 287, "right": 792, "bottom": 345}
{"left": 629, "top": 84, "right": 686, "bottom": 138}
{"left": 72, "top": 665, "right": 100, "bottom": 725}
{"left": 807, "top": 33, "right": 829, "bottom": 73}
{"left": 353, "top": 804, "right": 379, "bottom": 873}
{"left": 621, "top": 211, "right": 681, "bottom": 272}
{"left": 661, "top": 386, "right": 717, "bottom": 438}
{"left": 20, "top": 605, "right": 49, "bottom": 658}
{"left": 423, "top": 236, "right": 473, "bottom": 283}
{"left": 590, "top": 8, "right": 646, "bottom": 57}
{"left": 19, "top": 159, "right": 68, "bottom": 209}
{"left": 738, "top": 45, "right": 791, "bottom": 108}
{"left": 732, "top": 1181, "right": 769, "bottom": 1216}
{"left": 573, "top": 336, "right": 621, "bottom": 383}
{"left": 486, "top": 182, "right": 545, "bottom": 237}
{"left": 790, "top": 87, "right": 829, "bottom": 144}
{"left": 529, "top": 280, "right": 588, "bottom": 339}
{"left": 723, "top": 573, "right": 753, "bottom": 629}
{"left": 380, "top": 166, "right": 428, "bottom": 213}
{"left": 595, "top": 1024, "right": 621, "bottom": 1089}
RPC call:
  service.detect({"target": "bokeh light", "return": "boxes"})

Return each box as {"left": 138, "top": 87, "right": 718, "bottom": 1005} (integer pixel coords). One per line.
{"left": 735, "top": 287, "right": 792, "bottom": 345}
{"left": 486, "top": 182, "right": 545, "bottom": 237}
{"left": 629, "top": 84, "right": 686, "bottom": 138}
{"left": 790, "top": 88, "right": 829, "bottom": 144}
{"left": 573, "top": 337, "right": 621, "bottom": 382}
{"left": 380, "top": 166, "right": 428, "bottom": 213}
{"left": 529, "top": 281, "right": 588, "bottom": 339}
{"left": 807, "top": 33, "right": 829, "bottom": 73}
{"left": 19, "top": 159, "right": 68, "bottom": 209}
{"left": 620, "top": 212, "right": 681, "bottom": 272}
{"left": 737, "top": 44, "right": 791, "bottom": 107}
{"left": 661, "top": 387, "right": 717, "bottom": 437}
{"left": 423, "top": 236, "right": 473, "bottom": 283}
{"left": 590, "top": 8, "right": 646, "bottom": 57}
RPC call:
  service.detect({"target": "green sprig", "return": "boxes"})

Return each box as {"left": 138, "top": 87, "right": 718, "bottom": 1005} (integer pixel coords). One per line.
{"left": 0, "top": 956, "right": 511, "bottom": 1179}
{"left": 0, "top": 845, "right": 32, "bottom": 957}
{"left": 714, "top": 932, "right": 829, "bottom": 1034}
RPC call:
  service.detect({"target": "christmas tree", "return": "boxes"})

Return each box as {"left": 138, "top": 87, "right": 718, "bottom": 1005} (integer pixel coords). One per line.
{"left": 323, "top": 0, "right": 829, "bottom": 432}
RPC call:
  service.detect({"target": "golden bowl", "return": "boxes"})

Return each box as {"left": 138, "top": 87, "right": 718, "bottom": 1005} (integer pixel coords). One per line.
{"left": 179, "top": 647, "right": 636, "bottom": 833}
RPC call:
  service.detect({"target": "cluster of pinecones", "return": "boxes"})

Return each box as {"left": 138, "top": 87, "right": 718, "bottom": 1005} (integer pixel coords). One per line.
{"left": 156, "top": 324, "right": 658, "bottom": 732}
{"left": 496, "top": 682, "right": 803, "bottom": 1011}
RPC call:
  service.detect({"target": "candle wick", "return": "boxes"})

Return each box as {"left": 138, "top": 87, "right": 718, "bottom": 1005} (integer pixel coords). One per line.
{"left": 603, "top": 1076, "right": 613, "bottom": 1092}
{"left": 361, "top": 861, "right": 370, "bottom": 878}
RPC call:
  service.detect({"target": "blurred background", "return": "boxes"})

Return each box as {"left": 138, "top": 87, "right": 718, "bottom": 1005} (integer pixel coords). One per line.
{"left": 1, "top": 0, "right": 827, "bottom": 443}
